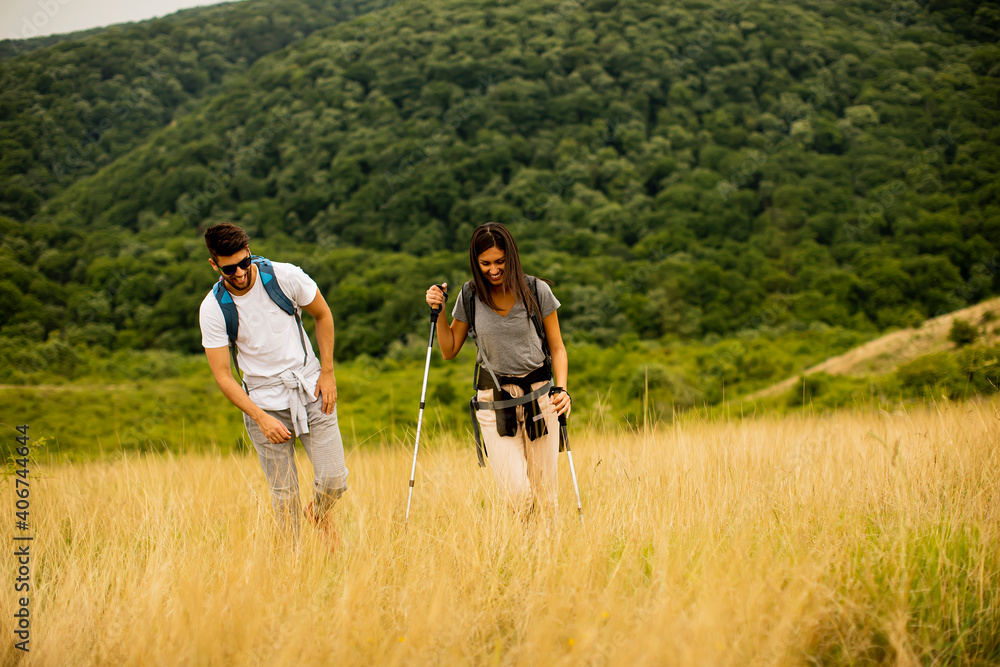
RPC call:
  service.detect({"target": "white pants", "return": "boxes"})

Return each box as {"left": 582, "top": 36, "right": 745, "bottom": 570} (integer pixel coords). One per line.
{"left": 475, "top": 380, "right": 560, "bottom": 513}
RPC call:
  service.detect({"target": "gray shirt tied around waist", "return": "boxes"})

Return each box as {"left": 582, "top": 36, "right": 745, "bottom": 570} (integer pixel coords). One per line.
{"left": 453, "top": 279, "right": 561, "bottom": 377}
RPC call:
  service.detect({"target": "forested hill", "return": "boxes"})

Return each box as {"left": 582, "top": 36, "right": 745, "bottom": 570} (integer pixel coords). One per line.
{"left": 0, "top": 0, "right": 394, "bottom": 217}
{"left": 1, "top": 0, "right": 999, "bottom": 361}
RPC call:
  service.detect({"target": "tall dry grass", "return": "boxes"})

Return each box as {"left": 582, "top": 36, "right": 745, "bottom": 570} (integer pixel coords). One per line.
{"left": 3, "top": 397, "right": 999, "bottom": 666}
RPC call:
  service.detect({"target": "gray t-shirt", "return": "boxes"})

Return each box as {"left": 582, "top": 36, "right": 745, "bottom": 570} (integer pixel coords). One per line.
{"left": 453, "top": 279, "right": 561, "bottom": 376}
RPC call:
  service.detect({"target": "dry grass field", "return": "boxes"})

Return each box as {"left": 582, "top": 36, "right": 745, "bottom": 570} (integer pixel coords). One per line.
{"left": 3, "top": 397, "right": 999, "bottom": 666}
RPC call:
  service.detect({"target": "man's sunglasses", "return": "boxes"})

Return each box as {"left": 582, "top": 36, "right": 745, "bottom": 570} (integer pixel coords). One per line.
{"left": 219, "top": 254, "right": 252, "bottom": 275}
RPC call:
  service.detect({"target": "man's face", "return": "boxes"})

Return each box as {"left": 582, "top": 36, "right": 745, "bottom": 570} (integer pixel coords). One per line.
{"left": 211, "top": 247, "right": 253, "bottom": 291}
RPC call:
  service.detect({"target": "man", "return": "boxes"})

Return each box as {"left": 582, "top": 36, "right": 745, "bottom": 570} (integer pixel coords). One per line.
{"left": 198, "top": 222, "right": 347, "bottom": 544}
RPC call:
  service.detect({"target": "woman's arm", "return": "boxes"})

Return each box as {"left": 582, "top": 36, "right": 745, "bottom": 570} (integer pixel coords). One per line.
{"left": 426, "top": 283, "right": 470, "bottom": 360}
{"left": 542, "top": 310, "right": 571, "bottom": 415}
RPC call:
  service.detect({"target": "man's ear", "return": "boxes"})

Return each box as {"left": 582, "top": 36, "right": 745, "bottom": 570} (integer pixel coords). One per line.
{"left": 208, "top": 257, "right": 219, "bottom": 272}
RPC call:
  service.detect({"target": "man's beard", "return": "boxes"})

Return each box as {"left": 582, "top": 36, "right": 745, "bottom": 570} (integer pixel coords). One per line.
{"left": 225, "top": 271, "right": 250, "bottom": 291}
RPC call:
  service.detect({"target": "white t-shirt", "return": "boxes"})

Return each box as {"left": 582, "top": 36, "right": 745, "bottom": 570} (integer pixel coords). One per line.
{"left": 199, "top": 261, "right": 320, "bottom": 411}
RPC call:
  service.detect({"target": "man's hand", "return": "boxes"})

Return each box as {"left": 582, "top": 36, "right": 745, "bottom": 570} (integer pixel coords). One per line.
{"left": 316, "top": 368, "right": 338, "bottom": 414}
{"left": 256, "top": 413, "right": 292, "bottom": 443}
{"left": 206, "top": 346, "right": 292, "bottom": 440}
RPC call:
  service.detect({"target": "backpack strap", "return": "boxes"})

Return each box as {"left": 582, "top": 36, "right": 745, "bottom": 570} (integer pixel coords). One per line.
{"left": 212, "top": 280, "right": 247, "bottom": 392}
{"left": 255, "top": 256, "right": 295, "bottom": 316}
{"left": 462, "top": 281, "right": 502, "bottom": 391}
{"left": 527, "top": 275, "right": 564, "bottom": 451}
{"left": 254, "top": 256, "right": 309, "bottom": 366}
{"left": 463, "top": 281, "right": 487, "bottom": 466}
{"left": 462, "top": 281, "right": 477, "bottom": 341}
{"left": 526, "top": 276, "right": 551, "bottom": 371}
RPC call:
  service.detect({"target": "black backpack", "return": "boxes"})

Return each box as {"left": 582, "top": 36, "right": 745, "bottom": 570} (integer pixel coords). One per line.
{"left": 462, "top": 276, "right": 564, "bottom": 464}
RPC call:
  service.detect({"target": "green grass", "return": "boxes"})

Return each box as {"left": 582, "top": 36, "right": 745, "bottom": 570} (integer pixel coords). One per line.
{"left": 818, "top": 521, "right": 1000, "bottom": 664}
{"left": 9, "top": 324, "right": 1000, "bottom": 462}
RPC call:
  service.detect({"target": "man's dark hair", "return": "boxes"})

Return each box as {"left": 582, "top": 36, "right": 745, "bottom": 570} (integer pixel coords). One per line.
{"left": 204, "top": 223, "right": 250, "bottom": 258}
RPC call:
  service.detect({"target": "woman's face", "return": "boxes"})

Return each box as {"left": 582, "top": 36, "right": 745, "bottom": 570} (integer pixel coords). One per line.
{"left": 477, "top": 246, "right": 506, "bottom": 287}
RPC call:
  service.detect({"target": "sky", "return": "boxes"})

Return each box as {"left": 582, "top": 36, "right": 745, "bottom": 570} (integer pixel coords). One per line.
{"left": 2, "top": 0, "right": 238, "bottom": 42}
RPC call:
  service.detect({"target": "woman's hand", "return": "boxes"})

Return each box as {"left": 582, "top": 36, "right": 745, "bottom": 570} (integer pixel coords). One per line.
{"left": 550, "top": 387, "right": 572, "bottom": 416}
{"left": 426, "top": 283, "right": 447, "bottom": 310}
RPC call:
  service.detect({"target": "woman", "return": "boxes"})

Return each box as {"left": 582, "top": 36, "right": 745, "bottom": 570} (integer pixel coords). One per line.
{"left": 425, "top": 222, "right": 571, "bottom": 514}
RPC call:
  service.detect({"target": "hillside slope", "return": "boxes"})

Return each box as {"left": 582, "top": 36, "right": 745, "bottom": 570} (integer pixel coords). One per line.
{"left": 748, "top": 296, "right": 1000, "bottom": 399}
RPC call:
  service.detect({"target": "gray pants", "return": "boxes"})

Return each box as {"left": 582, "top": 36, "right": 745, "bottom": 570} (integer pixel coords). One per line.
{"left": 243, "top": 396, "right": 349, "bottom": 536}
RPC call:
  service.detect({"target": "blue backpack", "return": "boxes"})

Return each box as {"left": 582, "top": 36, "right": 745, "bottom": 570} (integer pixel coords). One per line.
{"left": 212, "top": 255, "right": 309, "bottom": 391}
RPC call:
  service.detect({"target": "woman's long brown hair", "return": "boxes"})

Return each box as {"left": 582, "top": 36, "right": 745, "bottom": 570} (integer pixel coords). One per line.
{"left": 468, "top": 222, "right": 541, "bottom": 319}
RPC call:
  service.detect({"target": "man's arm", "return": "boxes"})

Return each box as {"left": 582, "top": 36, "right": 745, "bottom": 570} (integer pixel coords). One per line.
{"left": 302, "top": 289, "right": 337, "bottom": 414}
{"left": 204, "top": 346, "right": 292, "bottom": 443}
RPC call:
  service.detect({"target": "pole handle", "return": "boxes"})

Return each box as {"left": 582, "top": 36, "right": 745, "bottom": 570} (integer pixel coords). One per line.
{"left": 558, "top": 412, "right": 569, "bottom": 451}
{"left": 430, "top": 283, "right": 448, "bottom": 322}
{"left": 550, "top": 387, "right": 569, "bottom": 429}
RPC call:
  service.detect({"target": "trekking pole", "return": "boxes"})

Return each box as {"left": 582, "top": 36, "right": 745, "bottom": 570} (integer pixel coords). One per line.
{"left": 559, "top": 413, "right": 583, "bottom": 521}
{"left": 405, "top": 283, "right": 447, "bottom": 525}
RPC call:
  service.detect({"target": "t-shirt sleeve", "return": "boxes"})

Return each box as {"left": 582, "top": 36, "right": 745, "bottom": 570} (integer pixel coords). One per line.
{"left": 536, "top": 280, "right": 561, "bottom": 318}
{"left": 452, "top": 288, "right": 468, "bottom": 323}
{"left": 199, "top": 294, "right": 230, "bottom": 349}
{"left": 274, "top": 262, "right": 319, "bottom": 308}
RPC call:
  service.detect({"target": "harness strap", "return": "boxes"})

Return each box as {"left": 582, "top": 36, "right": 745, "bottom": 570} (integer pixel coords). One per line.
{"left": 229, "top": 341, "right": 247, "bottom": 393}
{"left": 477, "top": 344, "right": 503, "bottom": 394}
{"left": 472, "top": 381, "right": 552, "bottom": 411}
{"left": 292, "top": 311, "right": 308, "bottom": 366}
{"left": 470, "top": 398, "right": 487, "bottom": 467}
